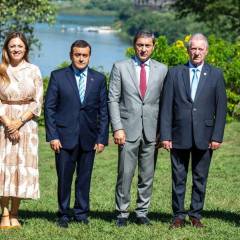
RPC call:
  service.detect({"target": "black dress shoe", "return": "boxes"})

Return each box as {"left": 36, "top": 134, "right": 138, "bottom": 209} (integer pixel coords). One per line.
{"left": 169, "top": 218, "right": 185, "bottom": 229}
{"left": 57, "top": 218, "right": 69, "bottom": 228}
{"left": 116, "top": 218, "right": 127, "bottom": 227}
{"left": 136, "top": 217, "right": 152, "bottom": 225}
{"left": 74, "top": 218, "right": 89, "bottom": 225}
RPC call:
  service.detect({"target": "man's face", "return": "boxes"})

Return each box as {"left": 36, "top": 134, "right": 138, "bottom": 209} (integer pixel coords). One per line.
{"left": 70, "top": 46, "right": 90, "bottom": 70}
{"left": 188, "top": 39, "right": 208, "bottom": 66}
{"left": 134, "top": 37, "right": 154, "bottom": 62}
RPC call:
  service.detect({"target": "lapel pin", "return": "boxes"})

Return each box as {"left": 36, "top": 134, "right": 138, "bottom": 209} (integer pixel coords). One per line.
{"left": 90, "top": 78, "right": 94, "bottom": 81}
{"left": 203, "top": 72, "right": 207, "bottom": 76}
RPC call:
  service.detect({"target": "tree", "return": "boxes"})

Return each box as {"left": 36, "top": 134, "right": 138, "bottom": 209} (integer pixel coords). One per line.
{"left": 0, "top": 0, "right": 56, "bottom": 48}
{"left": 172, "top": 0, "right": 240, "bottom": 41}
{"left": 120, "top": 9, "right": 210, "bottom": 43}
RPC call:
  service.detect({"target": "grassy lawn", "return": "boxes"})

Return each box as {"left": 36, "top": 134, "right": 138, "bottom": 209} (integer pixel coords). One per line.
{"left": 1, "top": 122, "right": 240, "bottom": 240}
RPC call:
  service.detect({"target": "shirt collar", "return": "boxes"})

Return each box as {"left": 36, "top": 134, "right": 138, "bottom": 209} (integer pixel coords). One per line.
{"left": 9, "top": 60, "right": 31, "bottom": 71}
{"left": 133, "top": 56, "right": 150, "bottom": 67}
{"left": 188, "top": 61, "right": 204, "bottom": 71}
{"left": 72, "top": 64, "right": 88, "bottom": 76}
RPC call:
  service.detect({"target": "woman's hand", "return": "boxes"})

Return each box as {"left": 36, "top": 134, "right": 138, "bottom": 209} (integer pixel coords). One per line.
{"left": 8, "top": 130, "right": 20, "bottom": 143}
{"left": 6, "top": 119, "right": 23, "bottom": 134}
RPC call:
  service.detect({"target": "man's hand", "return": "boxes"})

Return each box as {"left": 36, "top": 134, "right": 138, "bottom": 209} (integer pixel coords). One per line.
{"left": 113, "top": 129, "right": 126, "bottom": 145}
{"left": 161, "top": 140, "right": 172, "bottom": 151}
{"left": 94, "top": 144, "right": 105, "bottom": 154}
{"left": 209, "top": 141, "right": 221, "bottom": 150}
{"left": 6, "top": 119, "right": 23, "bottom": 134}
{"left": 50, "top": 139, "right": 62, "bottom": 153}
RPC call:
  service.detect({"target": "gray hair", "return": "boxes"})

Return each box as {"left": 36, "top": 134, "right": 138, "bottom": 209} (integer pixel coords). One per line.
{"left": 188, "top": 33, "right": 209, "bottom": 49}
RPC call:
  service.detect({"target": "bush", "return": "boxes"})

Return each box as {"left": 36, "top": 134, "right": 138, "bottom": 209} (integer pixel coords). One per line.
{"left": 127, "top": 35, "right": 240, "bottom": 121}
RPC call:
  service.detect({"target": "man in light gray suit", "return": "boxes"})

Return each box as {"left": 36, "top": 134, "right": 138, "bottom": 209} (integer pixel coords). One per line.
{"left": 108, "top": 31, "right": 168, "bottom": 227}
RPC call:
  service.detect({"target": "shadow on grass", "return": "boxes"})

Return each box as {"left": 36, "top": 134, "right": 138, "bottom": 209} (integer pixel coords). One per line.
{"left": 18, "top": 209, "right": 240, "bottom": 226}
{"left": 18, "top": 210, "right": 172, "bottom": 223}
{"left": 89, "top": 211, "right": 172, "bottom": 223}
{"left": 148, "top": 212, "right": 172, "bottom": 223}
{"left": 203, "top": 210, "right": 240, "bottom": 226}
{"left": 19, "top": 210, "right": 56, "bottom": 222}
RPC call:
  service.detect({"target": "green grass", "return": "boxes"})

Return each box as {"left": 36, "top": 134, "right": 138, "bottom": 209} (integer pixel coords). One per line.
{"left": 1, "top": 122, "right": 240, "bottom": 239}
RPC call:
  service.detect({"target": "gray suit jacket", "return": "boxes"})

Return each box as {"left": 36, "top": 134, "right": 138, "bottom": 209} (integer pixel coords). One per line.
{"left": 108, "top": 58, "right": 168, "bottom": 142}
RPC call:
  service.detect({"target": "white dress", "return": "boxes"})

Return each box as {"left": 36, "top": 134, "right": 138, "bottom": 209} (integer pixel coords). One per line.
{"left": 0, "top": 61, "right": 43, "bottom": 199}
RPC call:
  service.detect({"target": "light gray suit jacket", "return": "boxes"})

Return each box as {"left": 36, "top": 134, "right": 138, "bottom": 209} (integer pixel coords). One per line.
{"left": 108, "top": 58, "right": 168, "bottom": 142}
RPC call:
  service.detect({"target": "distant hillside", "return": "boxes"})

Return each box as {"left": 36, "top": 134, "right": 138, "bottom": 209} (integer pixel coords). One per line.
{"left": 55, "top": 0, "right": 129, "bottom": 15}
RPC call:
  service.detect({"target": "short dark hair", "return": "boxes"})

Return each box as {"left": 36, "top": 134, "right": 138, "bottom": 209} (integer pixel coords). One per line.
{"left": 70, "top": 40, "right": 92, "bottom": 55}
{"left": 133, "top": 31, "right": 155, "bottom": 46}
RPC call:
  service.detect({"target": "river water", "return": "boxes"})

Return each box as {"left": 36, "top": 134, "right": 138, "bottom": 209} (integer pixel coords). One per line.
{"left": 30, "top": 15, "right": 130, "bottom": 77}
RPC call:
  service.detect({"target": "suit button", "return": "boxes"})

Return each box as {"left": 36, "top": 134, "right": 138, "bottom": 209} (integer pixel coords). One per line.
{"left": 193, "top": 108, "right": 197, "bottom": 111}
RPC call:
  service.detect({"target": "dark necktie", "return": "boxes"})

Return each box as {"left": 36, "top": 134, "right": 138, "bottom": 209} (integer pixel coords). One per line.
{"left": 140, "top": 63, "right": 147, "bottom": 98}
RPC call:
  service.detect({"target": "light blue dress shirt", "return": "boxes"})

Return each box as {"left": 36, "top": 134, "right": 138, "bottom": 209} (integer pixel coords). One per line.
{"left": 72, "top": 65, "right": 88, "bottom": 102}
{"left": 189, "top": 62, "right": 203, "bottom": 100}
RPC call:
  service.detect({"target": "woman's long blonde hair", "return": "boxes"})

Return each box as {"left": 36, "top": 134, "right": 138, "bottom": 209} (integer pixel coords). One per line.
{"left": 0, "top": 32, "right": 29, "bottom": 85}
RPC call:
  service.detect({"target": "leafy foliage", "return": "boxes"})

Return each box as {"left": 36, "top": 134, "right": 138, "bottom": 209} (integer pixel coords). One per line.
{"left": 172, "top": 0, "right": 240, "bottom": 41}
{"left": 117, "top": 7, "right": 211, "bottom": 43}
{"left": 127, "top": 35, "right": 240, "bottom": 120}
{"left": 0, "top": 0, "right": 56, "bottom": 48}
{"left": 85, "top": 0, "right": 129, "bottom": 11}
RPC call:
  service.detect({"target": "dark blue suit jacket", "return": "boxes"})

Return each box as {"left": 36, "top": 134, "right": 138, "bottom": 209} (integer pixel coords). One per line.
{"left": 44, "top": 65, "right": 109, "bottom": 150}
{"left": 160, "top": 63, "right": 227, "bottom": 150}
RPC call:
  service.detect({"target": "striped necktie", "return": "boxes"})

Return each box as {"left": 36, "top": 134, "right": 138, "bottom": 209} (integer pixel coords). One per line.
{"left": 78, "top": 72, "right": 85, "bottom": 103}
{"left": 191, "top": 68, "right": 200, "bottom": 101}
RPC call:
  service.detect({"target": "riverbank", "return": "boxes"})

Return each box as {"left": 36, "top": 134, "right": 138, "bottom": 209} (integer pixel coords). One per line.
{"left": 55, "top": 0, "right": 117, "bottom": 16}
{"left": 32, "top": 14, "right": 130, "bottom": 77}
{"left": 58, "top": 7, "right": 117, "bottom": 16}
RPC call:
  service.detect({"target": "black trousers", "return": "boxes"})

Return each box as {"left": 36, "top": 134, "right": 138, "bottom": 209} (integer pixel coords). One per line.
{"left": 171, "top": 147, "right": 212, "bottom": 220}
{"left": 55, "top": 145, "right": 95, "bottom": 221}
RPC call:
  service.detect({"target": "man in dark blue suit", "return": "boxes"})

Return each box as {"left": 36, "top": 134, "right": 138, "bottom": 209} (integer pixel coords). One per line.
{"left": 44, "top": 40, "right": 109, "bottom": 228}
{"left": 160, "top": 33, "right": 227, "bottom": 229}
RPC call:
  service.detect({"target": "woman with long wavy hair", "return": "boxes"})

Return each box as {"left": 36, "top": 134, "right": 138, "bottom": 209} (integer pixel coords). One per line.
{"left": 0, "top": 32, "right": 43, "bottom": 229}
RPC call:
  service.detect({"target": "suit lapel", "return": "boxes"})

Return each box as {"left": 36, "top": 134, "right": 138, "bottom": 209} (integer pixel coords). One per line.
{"left": 127, "top": 58, "right": 142, "bottom": 97}
{"left": 66, "top": 66, "right": 81, "bottom": 104}
{"left": 194, "top": 63, "right": 210, "bottom": 102}
{"left": 182, "top": 64, "right": 192, "bottom": 102}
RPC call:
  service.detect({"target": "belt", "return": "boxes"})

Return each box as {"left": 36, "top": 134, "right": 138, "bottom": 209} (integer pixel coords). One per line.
{"left": 1, "top": 99, "right": 34, "bottom": 105}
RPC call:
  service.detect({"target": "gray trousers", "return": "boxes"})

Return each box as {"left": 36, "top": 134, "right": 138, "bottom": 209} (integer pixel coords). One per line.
{"left": 115, "top": 133, "right": 157, "bottom": 218}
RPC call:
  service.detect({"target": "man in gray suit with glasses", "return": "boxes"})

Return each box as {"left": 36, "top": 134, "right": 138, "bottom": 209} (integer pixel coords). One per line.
{"left": 108, "top": 31, "right": 168, "bottom": 227}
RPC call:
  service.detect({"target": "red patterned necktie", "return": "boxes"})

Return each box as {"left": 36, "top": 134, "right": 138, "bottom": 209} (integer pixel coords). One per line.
{"left": 140, "top": 63, "right": 147, "bottom": 98}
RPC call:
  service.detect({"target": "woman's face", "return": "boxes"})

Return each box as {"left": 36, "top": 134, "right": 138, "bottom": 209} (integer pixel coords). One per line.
{"left": 7, "top": 37, "right": 26, "bottom": 65}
